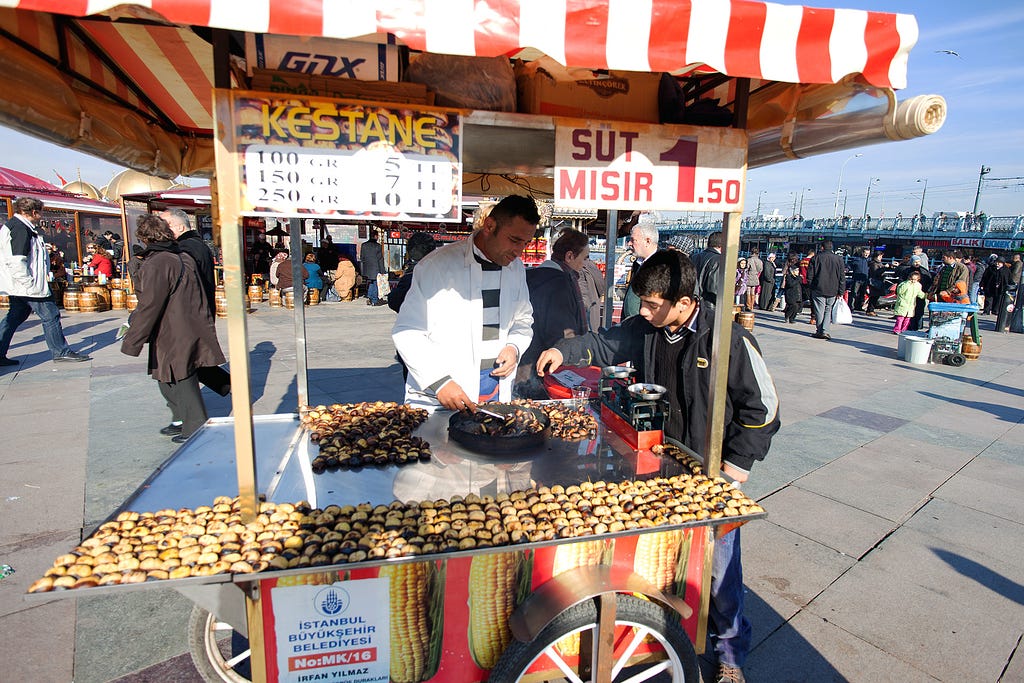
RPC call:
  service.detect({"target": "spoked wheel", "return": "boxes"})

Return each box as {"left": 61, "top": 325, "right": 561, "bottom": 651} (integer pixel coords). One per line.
{"left": 187, "top": 605, "right": 252, "bottom": 683}
{"left": 489, "top": 595, "right": 699, "bottom": 683}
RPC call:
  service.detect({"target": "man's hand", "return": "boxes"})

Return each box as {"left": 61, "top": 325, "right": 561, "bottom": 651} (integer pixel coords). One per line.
{"left": 535, "top": 348, "right": 564, "bottom": 377}
{"left": 490, "top": 345, "right": 519, "bottom": 379}
{"left": 436, "top": 381, "right": 477, "bottom": 412}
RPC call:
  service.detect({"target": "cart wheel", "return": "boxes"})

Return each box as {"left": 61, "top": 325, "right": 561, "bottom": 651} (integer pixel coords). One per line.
{"left": 187, "top": 605, "right": 252, "bottom": 683}
{"left": 947, "top": 353, "right": 966, "bottom": 367}
{"left": 488, "top": 594, "right": 698, "bottom": 683}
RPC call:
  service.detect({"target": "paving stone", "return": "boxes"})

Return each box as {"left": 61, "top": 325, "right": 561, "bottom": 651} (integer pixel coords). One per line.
{"left": 904, "top": 498, "right": 1024, "bottom": 567}
{"left": 887, "top": 421, "right": 994, "bottom": 457}
{"left": 794, "top": 456, "right": 934, "bottom": 522}
{"left": 0, "top": 599, "right": 76, "bottom": 682}
{"left": 758, "top": 486, "right": 895, "bottom": 559}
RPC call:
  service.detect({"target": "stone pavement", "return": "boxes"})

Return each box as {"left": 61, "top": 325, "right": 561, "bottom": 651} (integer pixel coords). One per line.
{"left": 0, "top": 298, "right": 1021, "bottom": 682}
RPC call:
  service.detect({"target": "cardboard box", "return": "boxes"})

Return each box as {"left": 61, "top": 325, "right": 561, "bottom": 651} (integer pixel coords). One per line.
{"left": 515, "top": 58, "right": 661, "bottom": 123}
{"left": 250, "top": 69, "right": 433, "bottom": 105}
{"left": 246, "top": 34, "right": 404, "bottom": 81}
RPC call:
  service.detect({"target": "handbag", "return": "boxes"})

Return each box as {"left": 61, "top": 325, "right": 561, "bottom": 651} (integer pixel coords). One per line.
{"left": 197, "top": 365, "right": 231, "bottom": 396}
{"left": 833, "top": 296, "right": 853, "bottom": 325}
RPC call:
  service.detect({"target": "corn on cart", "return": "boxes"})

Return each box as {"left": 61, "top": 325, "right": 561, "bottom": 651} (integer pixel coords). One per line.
{"left": 7, "top": 1, "right": 941, "bottom": 681}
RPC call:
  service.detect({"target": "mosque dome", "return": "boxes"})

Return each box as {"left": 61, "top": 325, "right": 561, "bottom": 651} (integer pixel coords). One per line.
{"left": 103, "top": 170, "right": 175, "bottom": 202}
{"left": 61, "top": 180, "right": 102, "bottom": 199}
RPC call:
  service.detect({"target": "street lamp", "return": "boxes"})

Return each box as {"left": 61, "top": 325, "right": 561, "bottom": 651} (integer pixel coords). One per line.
{"left": 973, "top": 165, "right": 991, "bottom": 214}
{"left": 798, "top": 187, "right": 811, "bottom": 218}
{"left": 834, "top": 153, "right": 863, "bottom": 218}
{"left": 755, "top": 189, "right": 767, "bottom": 217}
{"left": 916, "top": 178, "right": 928, "bottom": 217}
{"left": 863, "top": 177, "right": 880, "bottom": 220}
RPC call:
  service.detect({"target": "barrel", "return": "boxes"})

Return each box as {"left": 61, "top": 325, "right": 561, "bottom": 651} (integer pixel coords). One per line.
{"left": 215, "top": 293, "right": 228, "bottom": 318}
{"left": 84, "top": 284, "right": 110, "bottom": 311}
{"left": 126, "top": 294, "right": 138, "bottom": 311}
{"left": 284, "top": 290, "right": 295, "bottom": 309}
{"left": 63, "top": 290, "right": 80, "bottom": 312}
{"left": 737, "top": 311, "right": 755, "bottom": 332}
{"left": 308, "top": 288, "right": 320, "bottom": 306}
{"left": 110, "top": 288, "right": 127, "bottom": 310}
{"left": 961, "top": 336, "right": 981, "bottom": 361}
{"left": 78, "top": 291, "right": 100, "bottom": 312}
{"left": 110, "top": 278, "right": 124, "bottom": 291}
{"left": 247, "top": 284, "right": 264, "bottom": 303}
{"left": 0, "top": 294, "right": 8, "bottom": 309}
{"left": 268, "top": 289, "right": 282, "bottom": 308}
{"left": 732, "top": 304, "right": 742, "bottom": 321}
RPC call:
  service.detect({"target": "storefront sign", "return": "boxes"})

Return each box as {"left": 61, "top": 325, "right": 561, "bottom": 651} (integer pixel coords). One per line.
{"left": 223, "top": 92, "right": 462, "bottom": 222}
{"left": 268, "top": 576, "right": 390, "bottom": 682}
{"left": 984, "top": 239, "right": 1015, "bottom": 250}
{"left": 951, "top": 238, "right": 982, "bottom": 247}
{"left": 554, "top": 121, "right": 747, "bottom": 211}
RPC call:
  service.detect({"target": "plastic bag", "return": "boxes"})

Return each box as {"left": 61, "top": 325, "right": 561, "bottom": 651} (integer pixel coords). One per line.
{"left": 833, "top": 297, "right": 853, "bottom": 325}
{"left": 376, "top": 273, "right": 391, "bottom": 299}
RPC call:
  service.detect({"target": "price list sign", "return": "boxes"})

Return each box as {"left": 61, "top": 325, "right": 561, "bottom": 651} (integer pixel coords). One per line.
{"left": 554, "top": 121, "right": 747, "bottom": 212}
{"left": 227, "top": 94, "right": 462, "bottom": 222}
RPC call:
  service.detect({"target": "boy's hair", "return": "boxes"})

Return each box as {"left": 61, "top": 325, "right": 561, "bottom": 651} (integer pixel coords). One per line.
{"left": 551, "top": 229, "right": 588, "bottom": 261}
{"left": 908, "top": 270, "right": 921, "bottom": 279}
{"left": 631, "top": 250, "right": 697, "bottom": 302}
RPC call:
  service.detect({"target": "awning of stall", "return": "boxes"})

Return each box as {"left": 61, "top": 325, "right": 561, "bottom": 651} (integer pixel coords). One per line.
{"left": 121, "top": 185, "right": 212, "bottom": 207}
{"left": 0, "top": 166, "right": 122, "bottom": 214}
{"left": 0, "top": 0, "right": 933, "bottom": 178}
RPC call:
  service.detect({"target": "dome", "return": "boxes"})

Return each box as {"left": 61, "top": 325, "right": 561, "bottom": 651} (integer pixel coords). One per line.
{"left": 62, "top": 181, "right": 102, "bottom": 199}
{"left": 103, "top": 170, "right": 175, "bottom": 202}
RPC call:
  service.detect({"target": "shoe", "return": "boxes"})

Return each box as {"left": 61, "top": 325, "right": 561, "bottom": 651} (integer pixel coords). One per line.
{"left": 0, "top": 357, "right": 18, "bottom": 366}
{"left": 716, "top": 664, "right": 746, "bottom": 683}
{"left": 811, "top": 332, "right": 828, "bottom": 339}
{"left": 865, "top": 311, "right": 877, "bottom": 316}
{"left": 54, "top": 351, "right": 91, "bottom": 363}
{"left": 171, "top": 434, "right": 190, "bottom": 444}
{"left": 160, "top": 423, "right": 183, "bottom": 436}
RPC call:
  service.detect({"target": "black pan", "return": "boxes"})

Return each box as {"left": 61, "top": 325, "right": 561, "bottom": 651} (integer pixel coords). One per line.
{"left": 448, "top": 404, "right": 550, "bottom": 454}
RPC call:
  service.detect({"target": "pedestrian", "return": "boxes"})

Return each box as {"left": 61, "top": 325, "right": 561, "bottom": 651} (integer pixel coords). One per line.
{"left": 691, "top": 231, "right": 724, "bottom": 306}
{"left": 535, "top": 249, "right": 780, "bottom": 683}
{"left": 892, "top": 270, "right": 926, "bottom": 334}
{"left": 621, "top": 217, "right": 660, "bottom": 319}
{"left": 47, "top": 242, "right": 68, "bottom": 307}
{"left": 393, "top": 194, "right": 538, "bottom": 411}
{"left": 744, "top": 248, "right": 763, "bottom": 311}
{"left": 316, "top": 234, "right": 340, "bottom": 300}
{"left": 387, "top": 232, "right": 438, "bottom": 379}
{"left": 161, "top": 208, "right": 216, "bottom": 312}
{"left": 992, "top": 258, "right": 1015, "bottom": 333}
{"left": 84, "top": 243, "right": 115, "bottom": 279}
{"left": 849, "top": 247, "right": 869, "bottom": 312}
{"left": 303, "top": 252, "right": 323, "bottom": 294}
{"left": 928, "top": 250, "right": 970, "bottom": 304}
{"left": 906, "top": 256, "right": 933, "bottom": 332}
{"left": 120, "top": 214, "right": 225, "bottom": 442}
{"left": 360, "top": 228, "right": 387, "bottom": 306}
{"left": 251, "top": 233, "right": 272, "bottom": 279}
{"left": 980, "top": 254, "right": 999, "bottom": 315}
{"left": 799, "top": 249, "right": 816, "bottom": 325}
{"left": 734, "top": 257, "right": 748, "bottom": 306}
{"left": 807, "top": 241, "right": 845, "bottom": 340}
{"left": 104, "top": 231, "right": 124, "bottom": 263}
{"left": 332, "top": 255, "right": 357, "bottom": 302}
{"left": 276, "top": 250, "right": 308, "bottom": 296}
{"left": 912, "top": 245, "right": 930, "bottom": 273}
{"left": 757, "top": 252, "right": 776, "bottom": 310}
{"left": 865, "top": 250, "right": 887, "bottom": 315}
{"left": 578, "top": 256, "right": 606, "bottom": 333}
{"left": 269, "top": 250, "right": 286, "bottom": 287}
{"left": 969, "top": 255, "right": 986, "bottom": 306}
{"left": 781, "top": 254, "right": 803, "bottom": 323}
{"left": 0, "top": 197, "right": 91, "bottom": 366}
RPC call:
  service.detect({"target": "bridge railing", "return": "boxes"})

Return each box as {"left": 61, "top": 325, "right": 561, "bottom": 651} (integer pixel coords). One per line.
{"left": 658, "top": 216, "right": 1024, "bottom": 239}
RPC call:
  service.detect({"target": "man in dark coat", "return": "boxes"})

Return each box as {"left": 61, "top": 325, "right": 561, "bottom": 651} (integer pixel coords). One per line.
{"left": 360, "top": 228, "right": 387, "bottom": 305}
{"left": 807, "top": 240, "right": 846, "bottom": 340}
{"left": 757, "top": 253, "right": 777, "bottom": 310}
{"left": 122, "top": 214, "right": 225, "bottom": 441}
{"left": 690, "top": 230, "right": 723, "bottom": 306}
{"left": 161, "top": 208, "right": 216, "bottom": 312}
{"left": 535, "top": 250, "right": 780, "bottom": 683}
{"left": 849, "top": 247, "right": 870, "bottom": 311}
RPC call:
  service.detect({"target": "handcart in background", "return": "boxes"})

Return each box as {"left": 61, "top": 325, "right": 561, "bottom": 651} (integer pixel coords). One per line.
{"left": 927, "top": 302, "right": 980, "bottom": 366}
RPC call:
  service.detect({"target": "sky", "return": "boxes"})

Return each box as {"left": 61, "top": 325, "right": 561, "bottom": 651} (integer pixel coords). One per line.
{"left": 0, "top": 0, "right": 1022, "bottom": 219}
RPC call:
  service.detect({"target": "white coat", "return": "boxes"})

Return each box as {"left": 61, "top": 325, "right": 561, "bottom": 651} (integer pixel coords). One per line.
{"left": 393, "top": 236, "right": 534, "bottom": 410}
{"left": 0, "top": 215, "right": 50, "bottom": 298}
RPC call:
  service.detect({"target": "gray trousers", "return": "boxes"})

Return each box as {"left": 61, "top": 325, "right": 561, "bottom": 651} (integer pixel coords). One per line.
{"left": 158, "top": 373, "right": 208, "bottom": 437}
{"left": 811, "top": 295, "right": 838, "bottom": 335}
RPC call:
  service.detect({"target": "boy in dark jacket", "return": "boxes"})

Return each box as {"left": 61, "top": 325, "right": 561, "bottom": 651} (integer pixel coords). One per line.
{"left": 536, "top": 250, "right": 780, "bottom": 683}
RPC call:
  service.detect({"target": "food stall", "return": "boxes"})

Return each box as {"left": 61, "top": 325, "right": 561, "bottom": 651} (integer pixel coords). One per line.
{"left": 5, "top": 1, "right": 941, "bottom": 681}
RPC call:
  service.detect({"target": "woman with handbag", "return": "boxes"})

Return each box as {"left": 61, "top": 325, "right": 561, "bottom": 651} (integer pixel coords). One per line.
{"left": 121, "top": 214, "right": 225, "bottom": 443}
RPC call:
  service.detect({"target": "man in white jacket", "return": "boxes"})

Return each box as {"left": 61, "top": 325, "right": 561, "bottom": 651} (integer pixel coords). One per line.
{"left": 393, "top": 195, "right": 539, "bottom": 411}
{"left": 0, "top": 197, "right": 91, "bottom": 365}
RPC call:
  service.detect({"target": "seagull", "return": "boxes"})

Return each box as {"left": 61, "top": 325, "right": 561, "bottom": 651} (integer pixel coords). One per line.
{"left": 935, "top": 50, "right": 961, "bottom": 58}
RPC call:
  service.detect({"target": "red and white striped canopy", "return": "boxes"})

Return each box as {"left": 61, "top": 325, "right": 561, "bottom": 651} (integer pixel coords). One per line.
{"left": 12, "top": 0, "right": 916, "bottom": 90}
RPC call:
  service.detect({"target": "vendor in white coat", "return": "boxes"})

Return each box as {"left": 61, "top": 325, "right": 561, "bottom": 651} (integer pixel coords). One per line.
{"left": 393, "top": 195, "right": 539, "bottom": 411}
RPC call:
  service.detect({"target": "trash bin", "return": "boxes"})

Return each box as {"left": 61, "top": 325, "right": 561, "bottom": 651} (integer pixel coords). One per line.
{"left": 897, "top": 331, "right": 928, "bottom": 360}
{"left": 904, "top": 335, "right": 934, "bottom": 364}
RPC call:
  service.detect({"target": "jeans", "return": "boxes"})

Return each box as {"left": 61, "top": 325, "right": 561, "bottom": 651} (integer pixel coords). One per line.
{"left": 810, "top": 295, "right": 837, "bottom": 335}
{"left": 367, "top": 279, "right": 380, "bottom": 304}
{"left": 0, "top": 296, "right": 72, "bottom": 359}
{"left": 969, "top": 282, "right": 980, "bottom": 305}
{"left": 709, "top": 528, "right": 752, "bottom": 668}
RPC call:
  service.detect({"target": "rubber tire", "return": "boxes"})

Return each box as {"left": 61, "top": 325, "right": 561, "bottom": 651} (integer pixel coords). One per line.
{"left": 488, "top": 594, "right": 699, "bottom": 683}
{"left": 187, "top": 605, "right": 252, "bottom": 683}
{"left": 947, "top": 353, "right": 967, "bottom": 367}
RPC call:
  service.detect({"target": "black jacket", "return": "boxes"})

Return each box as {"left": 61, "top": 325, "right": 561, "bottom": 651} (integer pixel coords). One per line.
{"left": 808, "top": 250, "right": 845, "bottom": 297}
{"left": 522, "top": 264, "right": 585, "bottom": 366}
{"left": 552, "top": 306, "right": 780, "bottom": 474}
{"left": 176, "top": 230, "right": 216, "bottom": 311}
{"left": 691, "top": 248, "right": 723, "bottom": 305}
{"left": 360, "top": 239, "right": 386, "bottom": 279}
{"left": 849, "top": 255, "right": 869, "bottom": 281}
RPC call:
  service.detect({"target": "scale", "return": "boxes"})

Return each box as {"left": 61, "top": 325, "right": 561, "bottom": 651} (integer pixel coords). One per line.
{"left": 598, "top": 366, "right": 670, "bottom": 450}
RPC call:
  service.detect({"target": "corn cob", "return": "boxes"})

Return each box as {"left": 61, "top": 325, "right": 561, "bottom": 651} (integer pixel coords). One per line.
{"left": 633, "top": 530, "right": 684, "bottom": 592}
{"left": 552, "top": 540, "right": 605, "bottom": 656}
{"left": 275, "top": 571, "right": 336, "bottom": 587}
{"left": 468, "top": 552, "right": 522, "bottom": 670}
{"left": 379, "top": 562, "right": 431, "bottom": 683}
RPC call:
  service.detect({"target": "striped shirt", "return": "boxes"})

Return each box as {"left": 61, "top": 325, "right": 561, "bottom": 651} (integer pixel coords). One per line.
{"left": 474, "top": 245, "right": 504, "bottom": 401}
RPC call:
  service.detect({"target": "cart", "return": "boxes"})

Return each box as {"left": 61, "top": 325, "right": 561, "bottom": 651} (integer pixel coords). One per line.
{"left": 7, "top": 1, "right": 939, "bottom": 681}
{"left": 927, "top": 302, "right": 979, "bottom": 366}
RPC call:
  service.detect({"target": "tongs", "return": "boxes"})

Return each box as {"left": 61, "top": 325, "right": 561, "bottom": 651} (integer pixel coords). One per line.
{"left": 476, "top": 406, "right": 508, "bottom": 421}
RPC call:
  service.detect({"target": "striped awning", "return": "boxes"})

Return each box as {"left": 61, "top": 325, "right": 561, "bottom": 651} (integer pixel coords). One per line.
{"left": 8, "top": 0, "right": 916, "bottom": 90}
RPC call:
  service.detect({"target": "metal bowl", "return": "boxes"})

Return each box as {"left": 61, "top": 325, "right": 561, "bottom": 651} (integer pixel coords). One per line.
{"left": 602, "top": 365, "right": 635, "bottom": 379}
{"left": 627, "top": 383, "right": 667, "bottom": 401}
{"left": 448, "top": 404, "right": 550, "bottom": 455}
